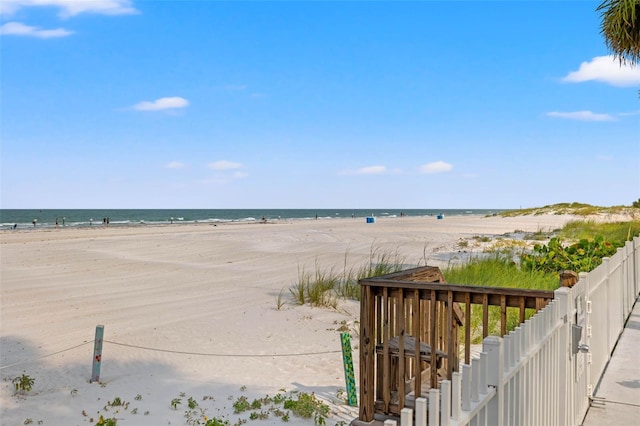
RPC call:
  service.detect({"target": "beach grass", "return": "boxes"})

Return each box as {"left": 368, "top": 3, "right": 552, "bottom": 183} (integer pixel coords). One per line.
{"left": 443, "top": 254, "right": 559, "bottom": 342}
{"left": 498, "top": 202, "right": 637, "bottom": 217}
{"left": 290, "top": 244, "right": 406, "bottom": 307}
{"left": 558, "top": 219, "right": 640, "bottom": 244}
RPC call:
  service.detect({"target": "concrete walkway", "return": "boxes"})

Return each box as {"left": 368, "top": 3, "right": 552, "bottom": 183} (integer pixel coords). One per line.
{"left": 582, "top": 298, "right": 640, "bottom": 425}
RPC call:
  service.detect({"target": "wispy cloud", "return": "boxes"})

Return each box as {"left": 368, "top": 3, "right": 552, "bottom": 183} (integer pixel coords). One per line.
{"left": 207, "top": 160, "right": 243, "bottom": 171}
{"left": 420, "top": 161, "right": 453, "bottom": 174}
{"left": 617, "top": 110, "right": 640, "bottom": 117}
{"left": 132, "top": 97, "right": 189, "bottom": 111}
{"left": 562, "top": 56, "right": 640, "bottom": 87}
{"left": 546, "top": 111, "right": 616, "bottom": 122}
{"left": 0, "top": 21, "right": 72, "bottom": 37}
{"left": 165, "top": 161, "right": 185, "bottom": 169}
{"left": 339, "top": 165, "right": 388, "bottom": 175}
{"left": 201, "top": 161, "right": 248, "bottom": 184}
{"left": 0, "top": 0, "right": 138, "bottom": 17}
{"left": 218, "top": 84, "right": 247, "bottom": 91}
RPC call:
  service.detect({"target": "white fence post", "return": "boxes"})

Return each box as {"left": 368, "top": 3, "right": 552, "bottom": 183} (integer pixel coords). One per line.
{"left": 429, "top": 388, "right": 440, "bottom": 426}
{"left": 441, "top": 380, "right": 451, "bottom": 426}
{"left": 401, "top": 407, "right": 413, "bottom": 426}
{"left": 554, "top": 287, "right": 571, "bottom": 426}
{"left": 451, "top": 371, "right": 461, "bottom": 421}
{"left": 483, "top": 336, "right": 503, "bottom": 426}
{"left": 415, "top": 397, "right": 427, "bottom": 426}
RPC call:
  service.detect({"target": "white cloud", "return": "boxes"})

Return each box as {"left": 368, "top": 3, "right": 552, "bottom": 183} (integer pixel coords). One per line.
{"left": 133, "top": 97, "right": 189, "bottom": 111}
{"left": 562, "top": 56, "right": 640, "bottom": 87}
{"left": 0, "top": 21, "right": 72, "bottom": 37}
{"left": 0, "top": 0, "right": 138, "bottom": 17}
{"left": 207, "top": 160, "right": 243, "bottom": 170}
{"left": 339, "top": 165, "right": 388, "bottom": 175}
{"left": 165, "top": 161, "right": 185, "bottom": 169}
{"left": 420, "top": 161, "right": 453, "bottom": 174}
{"left": 546, "top": 111, "right": 617, "bottom": 122}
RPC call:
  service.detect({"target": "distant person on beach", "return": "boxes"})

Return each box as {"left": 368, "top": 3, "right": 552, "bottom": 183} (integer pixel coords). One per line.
{"left": 55, "top": 218, "right": 59, "bottom": 228}
{"left": 32, "top": 219, "right": 37, "bottom": 227}
{"left": 90, "top": 218, "right": 93, "bottom": 226}
{"left": 13, "top": 224, "right": 17, "bottom": 230}
{"left": 103, "top": 218, "right": 106, "bottom": 226}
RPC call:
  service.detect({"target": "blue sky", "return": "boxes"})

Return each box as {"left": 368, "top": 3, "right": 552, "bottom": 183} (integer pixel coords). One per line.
{"left": 1, "top": 0, "right": 638, "bottom": 209}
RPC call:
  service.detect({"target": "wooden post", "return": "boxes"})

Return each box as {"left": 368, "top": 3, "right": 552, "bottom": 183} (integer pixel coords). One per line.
{"left": 560, "top": 270, "right": 578, "bottom": 288}
{"left": 340, "top": 333, "right": 358, "bottom": 407}
{"left": 90, "top": 325, "right": 104, "bottom": 383}
{"left": 359, "top": 284, "right": 375, "bottom": 422}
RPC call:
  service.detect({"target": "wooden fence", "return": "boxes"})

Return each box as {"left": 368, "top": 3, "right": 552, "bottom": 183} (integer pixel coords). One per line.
{"left": 357, "top": 267, "right": 554, "bottom": 422}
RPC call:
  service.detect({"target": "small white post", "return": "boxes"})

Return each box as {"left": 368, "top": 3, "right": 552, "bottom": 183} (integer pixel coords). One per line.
{"left": 440, "top": 379, "right": 451, "bottom": 426}
{"left": 451, "top": 371, "right": 461, "bottom": 420}
{"left": 471, "top": 358, "right": 480, "bottom": 402}
{"left": 479, "top": 352, "right": 488, "bottom": 393}
{"left": 462, "top": 364, "right": 471, "bottom": 411}
{"left": 429, "top": 388, "right": 440, "bottom": 426}
{"left": 384, "top": 420, "right": 397, "bottom": 426}
{"left": 483, "top": 336, "right": 504, "bottom": 426}
{"left": 401, "top": 407, "right": 413, "bottom": 426}
{"left": 415, "top": 397, "right": 427, "bottom": 426}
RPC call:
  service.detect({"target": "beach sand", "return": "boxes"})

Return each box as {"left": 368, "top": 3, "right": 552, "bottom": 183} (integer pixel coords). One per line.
{"left": 0, "top": 213, "right": 599, "bottom": 425}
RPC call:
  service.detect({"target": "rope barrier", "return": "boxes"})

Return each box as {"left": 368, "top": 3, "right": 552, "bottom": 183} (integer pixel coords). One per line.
{"left": 0, "top": 339, "right": 343, "bottom": 370}
{"left": 104, "top": 340, "right": 342, "bottom": 357}
{"left": 0, "top": 341, "right": 93, "bottom": 371}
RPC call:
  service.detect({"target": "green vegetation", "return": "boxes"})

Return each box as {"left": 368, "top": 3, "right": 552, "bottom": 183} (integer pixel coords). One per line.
{"left": 444, "top": 254, "right": 558, "bottom": 342}
{"left": 230, "top": 389, "right": 330, "bottom": 426}
{"left": 443, "top": 254, "right": 558, "bottom": 291}
{"left": 522, "top": 221, "right": 639, "bottom": 275}
{"left": 558, "top": 220, "right": 640, "bottom": 244}
{"left": 12, "top": 374, "right": 34, "bottom": 395}
{"left": 499, "top": 202, "right": 636, "bottom": 217}
{"left": 598, "top": 0, "right": 640, "bottom": 64}
{"left": 290, "top": 244, "right": 406, "bottom": 307}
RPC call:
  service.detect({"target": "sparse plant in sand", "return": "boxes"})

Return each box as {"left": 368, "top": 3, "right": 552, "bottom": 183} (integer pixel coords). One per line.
{"left": 171, "top": 397, "right": 182, "bottom": 410}
{"left": 12, "top": 374, "right": 34, "bottom": 395}
{"left": 275, "top": 287, "right": 286, "bottom": 310}
{"left": 95, "top": 415, "right": 117, "bottom": 426}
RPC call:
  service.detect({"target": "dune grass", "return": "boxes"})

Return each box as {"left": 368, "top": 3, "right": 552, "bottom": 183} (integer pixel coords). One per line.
{"left": 443, "top": 254, "right": 559, "bottom": 342}
{"left": 558, "top": 220, "right": 640, "bottom": 245}
{"left": 498, "top": 202, "right": 636, "bottom": 218}
{"left": 289, "top": 244, "right": 406, "bottom": 308}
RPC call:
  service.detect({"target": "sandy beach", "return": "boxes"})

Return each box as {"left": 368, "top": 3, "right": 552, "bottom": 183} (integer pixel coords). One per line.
{"left": 0, "top": 213, "right": 601, "bottom": 425}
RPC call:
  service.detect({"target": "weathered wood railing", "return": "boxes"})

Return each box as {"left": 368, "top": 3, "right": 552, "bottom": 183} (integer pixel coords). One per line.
{"left": 357, "top": 266, "right": 555, "bottom": 423}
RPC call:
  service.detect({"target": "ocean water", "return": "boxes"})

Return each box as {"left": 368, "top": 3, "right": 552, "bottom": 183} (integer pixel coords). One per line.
{"left": 0, "top": 209, "right": 503, "bottom": 230}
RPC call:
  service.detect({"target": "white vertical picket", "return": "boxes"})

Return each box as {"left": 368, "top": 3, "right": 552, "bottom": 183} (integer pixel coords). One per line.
{"left": 441, "top": 380, "right": 451, "bottom": 426}
{"left": 415, "top": 397, "right": 427, "bottom": 426}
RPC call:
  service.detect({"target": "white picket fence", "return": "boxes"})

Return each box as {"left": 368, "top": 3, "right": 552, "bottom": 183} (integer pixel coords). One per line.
{"left": 387, "top": 236, "right": 640, "bottom": 426}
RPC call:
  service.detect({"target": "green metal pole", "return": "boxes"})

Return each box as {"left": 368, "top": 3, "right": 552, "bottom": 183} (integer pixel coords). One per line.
{"left": 340, "top": 332, "right": 358, "bottom": 407}
{"left": 91, "top": 325, "right": 104, "bottom": 383}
